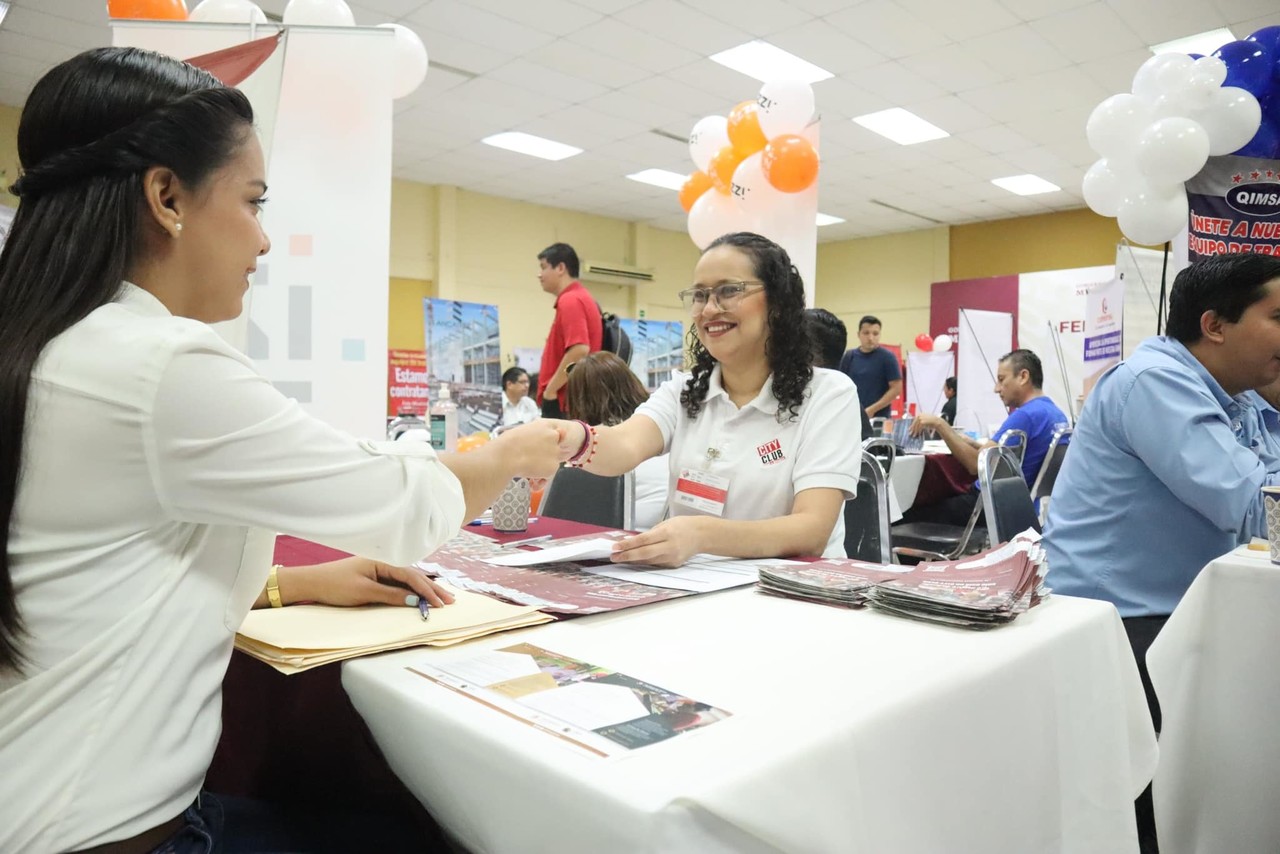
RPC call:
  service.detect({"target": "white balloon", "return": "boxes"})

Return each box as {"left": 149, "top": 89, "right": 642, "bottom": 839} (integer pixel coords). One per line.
{"left": 190, "top": 0, "right": 266, "bottom": 23}
{"left": 1117, "top": 183, "right": 1188, "bottom": 246}
{"left": 283, "top": 0, "right": 354, "bottom": 26}
{"left": 377, "top": 23, "right": 428, "bottom": 99}
{"left": 1135, "top": 117, "right": 1209, "bottom": 185}
{"left": 1132, "top": 53, "right": 1194, "bottom": 100}
{"left": 1086, "top": 93, "right": 1154, "bottom": 158}
{"left": 756, "top": 80, "right": 816, "bottom": 139}
{"left": 1192, "top": 86, "right": 1263, "bottom": 156}
{"left": 730, "top": 152, "right": 780, "bottom": 215}
{"left": 932, "top": 334, "right": 953, "bottom": 353}
{"left": 689, "top": 115, "right": 730, "bottom": 173}
{"left": 687, "top": 189, "right": 746, "bottom": 250}
{"left": 1082, "top": 158, "right": 1128, "bottom": 217}
{"left": 1150, "top": 88, "right": 1208, "bottom": 120}
{"left": 1190, "top": 55, "right": 1227, "bottom": 89}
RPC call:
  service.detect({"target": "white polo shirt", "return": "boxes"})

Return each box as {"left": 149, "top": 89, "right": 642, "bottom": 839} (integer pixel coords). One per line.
{"left": 635, "top": 367, "right": 861, "bottom": 557}
{"left": 501, "top": 395, "right": 539, "bottom": 427}
{"left": 0, "top": 284, "right": 465, "bottom": 853}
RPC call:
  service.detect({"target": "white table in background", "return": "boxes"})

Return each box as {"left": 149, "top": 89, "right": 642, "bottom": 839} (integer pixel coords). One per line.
{"left": 1148, "top": 545, "right": 1280, "bottom": 854}
{"left": 343, "top": 589, "right": 1156, "bottom": 854}
{"left": 888, "top": 453, "right": 926, "bottom": 518}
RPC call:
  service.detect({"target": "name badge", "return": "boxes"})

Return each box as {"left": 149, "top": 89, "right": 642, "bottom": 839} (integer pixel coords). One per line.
{"left": 673, "top": 468, "right": 730, "bottom": 517}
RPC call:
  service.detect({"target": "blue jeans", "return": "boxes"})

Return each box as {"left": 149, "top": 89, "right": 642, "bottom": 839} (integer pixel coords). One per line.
{"left": 149, "top": 791, "right": 429, "bottom": 853}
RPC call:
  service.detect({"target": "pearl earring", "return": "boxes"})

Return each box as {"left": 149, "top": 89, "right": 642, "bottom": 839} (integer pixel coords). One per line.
{"left": 174, "top": 222, "right": 183, "bottom": 234}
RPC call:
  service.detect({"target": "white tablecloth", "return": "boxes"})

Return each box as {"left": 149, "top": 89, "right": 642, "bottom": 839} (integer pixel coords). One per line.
{"left": 888, "top": 452, "right": 926, "bottom": 518}
{"left": 344, "top": 590, "right": 1156, "bottom": 854}
{"left": 1148, "top": 546, "right": 1280, "bottom": 854}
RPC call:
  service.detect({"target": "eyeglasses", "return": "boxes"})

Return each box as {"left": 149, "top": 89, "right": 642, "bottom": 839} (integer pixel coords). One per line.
{"left": 676, "top": 281, "right": 764, "bottom": 314}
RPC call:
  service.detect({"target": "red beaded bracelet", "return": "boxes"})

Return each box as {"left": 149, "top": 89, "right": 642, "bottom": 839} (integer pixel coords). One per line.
{"left": 567, "top": 422, "right": 599, "bottom": 468}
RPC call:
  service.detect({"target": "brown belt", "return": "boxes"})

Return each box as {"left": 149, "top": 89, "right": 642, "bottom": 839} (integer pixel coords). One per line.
{"left": 74, "top": 813, "right": 187, "bottom": 854}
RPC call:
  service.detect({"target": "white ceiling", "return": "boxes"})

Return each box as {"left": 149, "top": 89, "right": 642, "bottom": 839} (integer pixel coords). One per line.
{"left": 1, "top": 0, "right": 1277, "bottom": 241}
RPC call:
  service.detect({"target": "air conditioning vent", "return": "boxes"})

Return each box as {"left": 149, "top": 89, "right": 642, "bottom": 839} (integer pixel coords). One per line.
{"left": 581, "top": 261, "right": 655, "bottom": 287}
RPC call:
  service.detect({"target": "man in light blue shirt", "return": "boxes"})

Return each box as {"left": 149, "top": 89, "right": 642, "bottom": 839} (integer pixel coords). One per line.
{"left": 1045, "top": 252, "right": 1280, "bottom": 720}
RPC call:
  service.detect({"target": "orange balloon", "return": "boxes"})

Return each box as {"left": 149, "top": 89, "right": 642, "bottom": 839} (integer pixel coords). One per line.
{"left": 107, "top": 0, "right": 188, "bottom": 19}
{"left": 762, "top": 134, "right": 819, "bottom": 193}
{"left": 679, "top": 171, "right": 714, "bottom": 213}
{"left": 708, "top": 145, "right": 743, "bottom": 195}
{"left": 727, "top": 100, "right": 768, "bottom": 159}
{"left": 456, "top": 435, "right": 484, "bottom": 453}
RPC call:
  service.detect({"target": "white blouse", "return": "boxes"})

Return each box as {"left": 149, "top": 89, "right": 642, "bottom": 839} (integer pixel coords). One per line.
{"left": 0, "top": 285, "right": 464, "bottom": 853}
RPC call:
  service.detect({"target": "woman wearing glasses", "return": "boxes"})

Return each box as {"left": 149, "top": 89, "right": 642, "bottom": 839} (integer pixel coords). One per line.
{"left": 556, "top": 232, "right": 862, "bottom": 567}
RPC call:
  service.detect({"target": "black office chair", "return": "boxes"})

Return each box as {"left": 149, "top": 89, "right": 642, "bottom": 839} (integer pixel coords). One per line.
{"left": 844, "top": 451, "right": 892, "bottom": 563}
{"left": 979, "top": 445, "right": 1042, "bottom": 544}
{"left": 1029, "top": 426, "right": 1071, "bottom": 523}
{"left": 998, "top": 428, "right": 1028, "bottom": 465}
{"left": 891, "top": 445, "right": 1023, "bottom": 563}
{"left": 539, "top": 467, "right": 635, "bottom": 529}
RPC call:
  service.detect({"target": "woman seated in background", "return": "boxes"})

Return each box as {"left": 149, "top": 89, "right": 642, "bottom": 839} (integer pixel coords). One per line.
{"left": 565, "top": 351, "right": 669, "bottom": 530}
{"left": 0, "top": 47, "right": 562, "bottom": 853}
{"left": 556, "top": 232, "right": 862, "bottom": 567}
{"left": 499, "top": 365, "right": 539, "bottom": 427}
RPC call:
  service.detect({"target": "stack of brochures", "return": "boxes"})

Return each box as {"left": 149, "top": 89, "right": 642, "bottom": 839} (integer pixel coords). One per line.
{"left": 758, "top": 530, "right": 1048, "bottom": 629}
{"left": 235, "top": 583, "right": 553, "bottom": 674}
{"left": 867, "top": 531, "right": 1049, "bottom": 629}
{"left": 757, "top": 560, "right": 910, "bottom": 607}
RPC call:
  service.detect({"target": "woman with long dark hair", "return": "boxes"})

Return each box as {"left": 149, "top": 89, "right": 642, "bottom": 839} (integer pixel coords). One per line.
{"left": 565, "top": 351, "right": 668, "bottom": 529}
{"left": 557, "top": 232, "right": 862, "bottom": 566}
{"left": 0, "top": 48, "right": 560, "bottom": 852}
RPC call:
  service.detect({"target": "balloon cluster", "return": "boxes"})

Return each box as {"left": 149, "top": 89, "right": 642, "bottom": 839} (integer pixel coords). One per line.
{"left": 680, "top": 80, "right": 820, "bottom": 249}
{"left": 1083, "top": 27, "right": 1280, "bottom": 246}
{"left": 914, "top": 333, "right": 952, "bottom": 353}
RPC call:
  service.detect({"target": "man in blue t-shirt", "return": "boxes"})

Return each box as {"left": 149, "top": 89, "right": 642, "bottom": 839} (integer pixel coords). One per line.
{"left": 838, "top": 315, "right": 902, "bottom": 419}
{"left": 897, "top": 348, "right": 1068, "bottom": 526}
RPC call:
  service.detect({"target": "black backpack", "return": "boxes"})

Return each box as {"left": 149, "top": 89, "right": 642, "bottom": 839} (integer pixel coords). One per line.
{"left": 600, "top": 309, "right": 632, "bottom": 363}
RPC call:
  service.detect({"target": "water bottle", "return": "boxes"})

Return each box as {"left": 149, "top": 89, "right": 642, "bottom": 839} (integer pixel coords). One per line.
{"left": 428, "top": 385, "right": 458, "bottom": 452}
{"left": 492, "top": 477, "right": 531, "bottom": 533}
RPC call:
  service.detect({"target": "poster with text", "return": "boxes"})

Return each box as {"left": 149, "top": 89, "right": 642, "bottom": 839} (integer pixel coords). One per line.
{"left": 424, "top": 299, "right": 502, "bottom": 435}
{"left": 1082, "top": 277, "right": 1124, "bottom": 401}
{"left": 387, "top": 349, "right": 429, "bottom": 417}
{"left": 1186, "top": 155, "right": 1280, "bottom": 262}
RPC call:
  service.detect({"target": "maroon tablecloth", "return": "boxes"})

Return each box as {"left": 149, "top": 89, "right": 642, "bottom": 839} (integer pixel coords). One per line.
{"left": 912, "top": 453, "right": 976, "bottom": 506}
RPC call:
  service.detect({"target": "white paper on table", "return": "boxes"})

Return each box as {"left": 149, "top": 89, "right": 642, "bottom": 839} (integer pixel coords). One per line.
{"left": 438, "top": 650, "right": 542, "bottom": 686}
{"left": 516, "top": 681, "right": 650, "bottom": 730}
{"left": 480, "top": 537, "right": 619, "bottom": 567}
{"left": 584, "top": 557, "right": 803, "bottom": 592}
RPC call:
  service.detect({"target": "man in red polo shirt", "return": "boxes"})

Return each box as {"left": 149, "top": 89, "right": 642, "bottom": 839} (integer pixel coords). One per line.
{"left": 536, "top": 242, "right": 603, "bottom": 418}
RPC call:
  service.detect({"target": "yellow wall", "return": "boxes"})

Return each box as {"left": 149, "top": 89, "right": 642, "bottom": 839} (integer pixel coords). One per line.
{"left": 949, "top": 208, "right": 1126, "bottom": 280}
{"left": 814, "top": 227, "right": 950, "bottom": 352}
{"left": 0, "top": 104, "right": 19, "bottom": 205}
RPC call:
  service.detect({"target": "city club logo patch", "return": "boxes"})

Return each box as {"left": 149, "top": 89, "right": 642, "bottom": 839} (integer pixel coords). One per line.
{"left": 757, "top": 438, "right": 785, "bottom": 465}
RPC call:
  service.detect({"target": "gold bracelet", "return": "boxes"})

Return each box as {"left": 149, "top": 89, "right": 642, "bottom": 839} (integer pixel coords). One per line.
{"left": 266, "top": 564, "right": 284, "bottom": 608}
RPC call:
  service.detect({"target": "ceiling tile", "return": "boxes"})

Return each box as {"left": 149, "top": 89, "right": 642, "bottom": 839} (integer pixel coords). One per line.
{"left": 1028, "top": 2, "right": 1147, "bottom": 63}
{"left": 407, "top": 1, "right": 557, "bottom": 54}
{"left": 486, "top": 59, "right": 611, "bottom": 105}
{"left": 898, "top": 0, "right": 1022, "bottom": 39}
{"left": 768, "top": 19, "right": 890, "bottom": 76}
{"left": 465, "top": 0, "right": 603, "bottom": 36}
{"left": 962, "top": 25, "right": 1074, "bottom": 76}
{"left": 565, "top": 18, "right": 702, "bottom": 74}
{"left": 825, "top": 0, "right": 952, "bottom": 60}
{"left": 612, "top": 0, "right": 754, "bottom": 54}
{"left": 695, "top": 0, "right": 814, "bottom": 35}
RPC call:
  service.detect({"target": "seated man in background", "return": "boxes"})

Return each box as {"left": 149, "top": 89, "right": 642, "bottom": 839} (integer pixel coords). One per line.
{"left": 500, "top": 366, "right": 539, "bottom": 427}
{"left": 1046, "top": 252, "right": 1280, "bottom": 728}
{"left": 899, "top": 349, "right": 1068, "bottom": 526}
{"left": 940, "top": 376, "right": 957, "bottom": 425}
{"left": 804, "top": 308, "right": 872, "bottom": 439}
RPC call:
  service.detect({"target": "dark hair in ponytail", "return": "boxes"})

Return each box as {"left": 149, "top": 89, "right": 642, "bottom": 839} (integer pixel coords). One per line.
{"left": 681, "top": 232, "right": 813, "bottom": 421}
{"left": 0, "top": 47, "right": 254, "bottom": 672}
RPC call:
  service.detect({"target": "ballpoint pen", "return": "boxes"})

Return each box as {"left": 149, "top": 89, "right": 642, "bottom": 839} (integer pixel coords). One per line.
{"left": 502, "top": 534, "right": 553, "bottom": 548}
{"left": 418, "top": 597, "right": 431, "bottom": 622}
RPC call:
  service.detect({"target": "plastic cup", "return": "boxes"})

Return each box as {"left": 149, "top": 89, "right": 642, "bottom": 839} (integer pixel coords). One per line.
{"left": 1263, "top": 486, "right": 1280, "bottom": 564}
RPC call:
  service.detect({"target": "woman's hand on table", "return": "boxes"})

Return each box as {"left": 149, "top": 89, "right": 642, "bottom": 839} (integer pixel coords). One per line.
{"left": 269, "top": 557, "right": 455, "bottom": 608}
{"left": 610, "top": 516, "right": 706, "bottom": 568}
